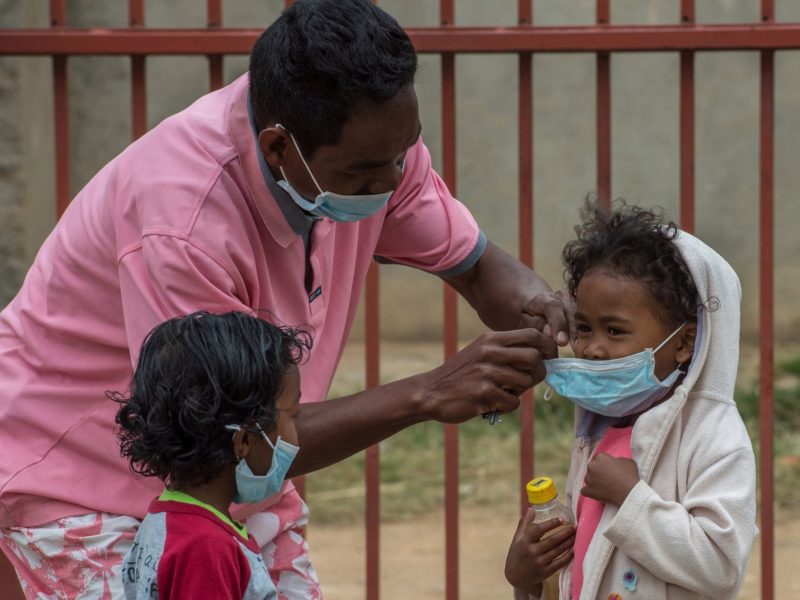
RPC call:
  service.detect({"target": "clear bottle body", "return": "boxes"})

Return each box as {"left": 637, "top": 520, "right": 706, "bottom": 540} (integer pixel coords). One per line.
{"left": 529, "top": 498, "right": 575, "bottom": 538}
{"left": 527, "top": 496, "right": 575, "bottom": 599}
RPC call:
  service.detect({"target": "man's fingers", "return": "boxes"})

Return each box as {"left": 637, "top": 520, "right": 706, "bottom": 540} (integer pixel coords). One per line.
{"left": 517, "top": 313, "right": 546, "bottom": 333}
{"left": 483, "top": 387, "right": 522, "bottom": 416}
{"left": 462, "top": 342, "right": 550, "bottom": 387}
{"left": 522, "top": 290, "right": 576, "bottom": 347}
{"left": 488, "top": 327, "right": 553, "bottom": 348}
{"left": 540, "top": 298, "right": 571, "bottom": 347}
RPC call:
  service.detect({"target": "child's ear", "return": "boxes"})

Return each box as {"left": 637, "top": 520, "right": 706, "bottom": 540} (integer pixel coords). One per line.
{"left": 232, "top": 429, "right": 254, "bottom": 460}
{"left": 675, "top": 322, "right": 697, "bottom": 365}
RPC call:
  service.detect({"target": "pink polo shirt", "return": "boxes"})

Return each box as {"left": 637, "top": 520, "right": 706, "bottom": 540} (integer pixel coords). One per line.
{"left": 0, "top": 74, "right": 483, "bottom": 528}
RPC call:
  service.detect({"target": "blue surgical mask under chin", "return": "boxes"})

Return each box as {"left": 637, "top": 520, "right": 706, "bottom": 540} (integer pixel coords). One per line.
{"left": 275, "top": 125, "right": 393, "bottom": 222}
{"left": 543, "top": 323, "right": 686, "bottom": 418}
{"left": 225, "top": 424, "right": 299, "bottom": 504}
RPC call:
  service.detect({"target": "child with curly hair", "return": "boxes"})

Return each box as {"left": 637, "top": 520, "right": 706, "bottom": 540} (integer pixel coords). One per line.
{"left": 505, "top": 201, "right": 756, "bottom": 599}
{"left": 112, "top": 311, "right": 311, "bottom": 599}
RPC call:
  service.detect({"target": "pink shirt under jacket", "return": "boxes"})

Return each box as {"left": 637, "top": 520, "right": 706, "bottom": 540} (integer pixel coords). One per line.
{"left": 0, "top": 74, "right": 483, "bottom": 528}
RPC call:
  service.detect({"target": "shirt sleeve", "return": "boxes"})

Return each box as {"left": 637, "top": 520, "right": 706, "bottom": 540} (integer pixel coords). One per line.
{"left": 373, "top": 138, "right": 486, "bottom": 276}
{"left": 118, "top": 233, "right": 252, "bottom": 364}
{"left": 602, "top": 446, "right": 757, "bottom": 598}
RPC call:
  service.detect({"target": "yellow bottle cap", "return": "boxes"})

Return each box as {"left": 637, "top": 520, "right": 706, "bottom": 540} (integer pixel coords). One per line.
{"left": 526, "top": 476, "right": 558, "bottom": 505}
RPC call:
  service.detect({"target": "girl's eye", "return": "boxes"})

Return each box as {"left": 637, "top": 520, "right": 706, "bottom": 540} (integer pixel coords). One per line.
{"left": 607, "top": 327, "right": 624, "bottom": 336}
{"left": 576, "top": 323, "right": 591, "bottom": 335}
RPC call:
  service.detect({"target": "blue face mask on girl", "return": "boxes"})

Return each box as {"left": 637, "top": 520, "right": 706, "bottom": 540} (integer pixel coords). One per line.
{"left": 275, "top": 124, "right": 394, "bottom": 222}
{"left": 225, "top": 423, "right": 299, "bottom": 504}
{"left": 543, "top": 323, "right": 686, "bottom": 418}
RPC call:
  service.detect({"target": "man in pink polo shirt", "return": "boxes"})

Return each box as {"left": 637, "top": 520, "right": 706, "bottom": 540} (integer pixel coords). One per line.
{"left": 0, "top": 0, "right": 572, "bottom": 597}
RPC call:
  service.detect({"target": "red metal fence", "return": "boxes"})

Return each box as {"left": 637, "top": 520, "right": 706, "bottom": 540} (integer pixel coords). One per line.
{"left": 0, "top": 1, "right": 796, "bottom": 598}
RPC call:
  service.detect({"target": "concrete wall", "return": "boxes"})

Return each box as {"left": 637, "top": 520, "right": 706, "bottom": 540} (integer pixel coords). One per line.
{"left": 1, "top": 0, "right": 798, "bottom": 344}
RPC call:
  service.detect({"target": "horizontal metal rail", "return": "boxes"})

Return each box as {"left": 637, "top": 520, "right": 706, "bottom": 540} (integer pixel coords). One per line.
{"left": 2, "top": 23, "right": 800, "bottom": 55}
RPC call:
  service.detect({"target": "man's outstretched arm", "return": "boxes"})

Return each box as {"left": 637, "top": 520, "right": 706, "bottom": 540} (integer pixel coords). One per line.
{"left": 443, "top": 240, "right": 576, "bottom": 344}
{"left": 288, "top": 327, "right": 556, "bottom": 476}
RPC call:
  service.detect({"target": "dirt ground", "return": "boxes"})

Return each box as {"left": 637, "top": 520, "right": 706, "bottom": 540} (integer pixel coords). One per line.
{"left": 308, "top": 507, "right": 800, "bottom": 599}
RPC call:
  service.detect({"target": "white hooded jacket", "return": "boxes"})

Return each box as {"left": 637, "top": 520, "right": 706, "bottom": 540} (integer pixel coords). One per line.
{"left": 557, "top": 230, "right": 757, "bottom": 600}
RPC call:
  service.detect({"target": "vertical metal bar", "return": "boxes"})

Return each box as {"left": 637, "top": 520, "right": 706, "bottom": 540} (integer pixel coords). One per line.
{"left": 364, "top": 2, "right": 381, "bottom": 596}
{"left": 365, "top": 264, "right": 381, "bottom": 600}
{"left": 517, "top": 0, "right": 535, "bottom": 517}
{"left": 596, "top": 0, "right": 611, "bottom": 207}
{"left": 50, "top": 0, "right": 69, "bottom": 217}
{"left": 679, "top": 0, "right": 695, "bottom": 233}
{"left": 129, "top": 1, "right": 147, "bottom": 140}
{"left": 440, "top": 2, "right": 459, "bottom": 599}
{"left": 759, "top": 5, "right": 775, "bottom": 600}
{"left": 208, "top": 0, "right": 224, "bottom": 90}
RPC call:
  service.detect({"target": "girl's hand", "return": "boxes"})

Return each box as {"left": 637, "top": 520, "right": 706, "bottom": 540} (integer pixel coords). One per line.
{"left": 581, "top": 453, "right": 640, "bottom": 506}
{"left": 504, "top": 516, "right": 576, "bottom": 595}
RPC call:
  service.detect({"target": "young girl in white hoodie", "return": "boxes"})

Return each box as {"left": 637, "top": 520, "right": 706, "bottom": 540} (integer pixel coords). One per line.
{"left": 505, "top": 201, "right": 757, "bottom": 600}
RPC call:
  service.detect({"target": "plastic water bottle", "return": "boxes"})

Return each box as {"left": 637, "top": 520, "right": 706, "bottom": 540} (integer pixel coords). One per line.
{"left": 526, "top": 477, "right": 575, "bottom": 599}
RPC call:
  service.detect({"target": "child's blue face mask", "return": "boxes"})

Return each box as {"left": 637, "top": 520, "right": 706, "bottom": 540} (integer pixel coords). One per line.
{"left": 225, "top": 424, "right": 299, "bottom": 504}
{"left": 275, "top": 124, "right": 395, "bottom": 222}
{"left": 543, "top": 323, "right": 686, "bottom": 418}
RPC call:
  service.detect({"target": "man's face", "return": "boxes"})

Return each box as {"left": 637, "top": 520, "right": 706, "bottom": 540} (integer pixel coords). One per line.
{"left": 261, "top": 85, "right": 422, "bottom": 200}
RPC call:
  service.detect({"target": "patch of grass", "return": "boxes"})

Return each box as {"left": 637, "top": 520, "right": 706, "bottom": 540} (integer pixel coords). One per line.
{"left": 737, "top": 356, "right": 800, "bottom": 510}
{"left": 305, "top": 391, "right": 574, "bottom": 525}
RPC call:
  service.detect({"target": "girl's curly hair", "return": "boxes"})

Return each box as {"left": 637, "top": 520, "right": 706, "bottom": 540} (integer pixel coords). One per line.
{"left": 111, "top": 311, "right": 311, "bottom": 490}
{"left": 562, "top": 199, "right": 699, "bottom": 327}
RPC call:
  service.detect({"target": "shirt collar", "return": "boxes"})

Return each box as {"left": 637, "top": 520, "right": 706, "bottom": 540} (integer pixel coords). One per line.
{"left": 227, "top": 75, "right": 301, "bottom": 248}
{"left": 246, "top": 93, "right": 315, "bottom": 238}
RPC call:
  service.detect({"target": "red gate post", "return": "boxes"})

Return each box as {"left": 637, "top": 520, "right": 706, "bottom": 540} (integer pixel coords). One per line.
{"left": 439, "top": 3, "right": 460, "bottom": 600}
{"left": 516, "top": 0, "right": 536, "bottom": 518}
{"left": 758, "top": 4, "right": 776, "bottom": 600}
{"left": 596, "top": 0, "right": 611, "bottom": 207}
{"left": 129, "top": 0, "right": 147, "bottom": 140}
{"left": 207, "top": 0, "right": 224, "bottom": 91}
{"left": 679, "top": 0, "right": 695, "bottom": 233}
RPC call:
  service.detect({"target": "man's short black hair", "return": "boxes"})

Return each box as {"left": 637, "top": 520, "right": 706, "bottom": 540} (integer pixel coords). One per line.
{"left": 249, "top": 0, "right": 418, "bottom": 157}
{"left": 112, "top": 311, "right": 311, "bottom": 490}
{"left": 563, "top": 199, "right": 700, "bottom": 328}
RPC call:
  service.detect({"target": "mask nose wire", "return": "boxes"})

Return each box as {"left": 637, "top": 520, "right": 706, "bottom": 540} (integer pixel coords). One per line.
{"left": 275, "top": 123, "right": 325, "bottom": 195}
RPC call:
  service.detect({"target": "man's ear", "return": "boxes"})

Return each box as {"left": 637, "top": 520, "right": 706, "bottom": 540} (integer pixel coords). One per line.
{"left": 675, "top": 322, "right": 697, "bottom": 365}
{"left": 232, "top": 428, "right": 254, "bottom": 460}
{"left": 259, "top": 127, "right": 290, "bottom": 169}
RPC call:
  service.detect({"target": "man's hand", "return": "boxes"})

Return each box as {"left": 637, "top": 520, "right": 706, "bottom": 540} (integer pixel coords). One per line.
{"left": 581, "top": 453, "right": 640, "bottom": 507}
{"left": 505, "top": 517, "right": 576, "bottom": 595}
{"left": 418, "top": 328, "right": 557, "bottom": 423}
{"left": 519, "top": 289, "right": 576, "bottom": 347}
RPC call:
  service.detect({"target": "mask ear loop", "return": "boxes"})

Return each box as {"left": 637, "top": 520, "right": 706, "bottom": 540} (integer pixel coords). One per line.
{"left": 225, "top": 423, "right": 279, "bottom": 458}
{"left": 275, "top": 123, "right": 325, "bottom": 195}
{"left": 253, "top": 422, "right": 278, "bottom": 451}
{"left": 652, "top": 322, "right": 687, "bottom": 355}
